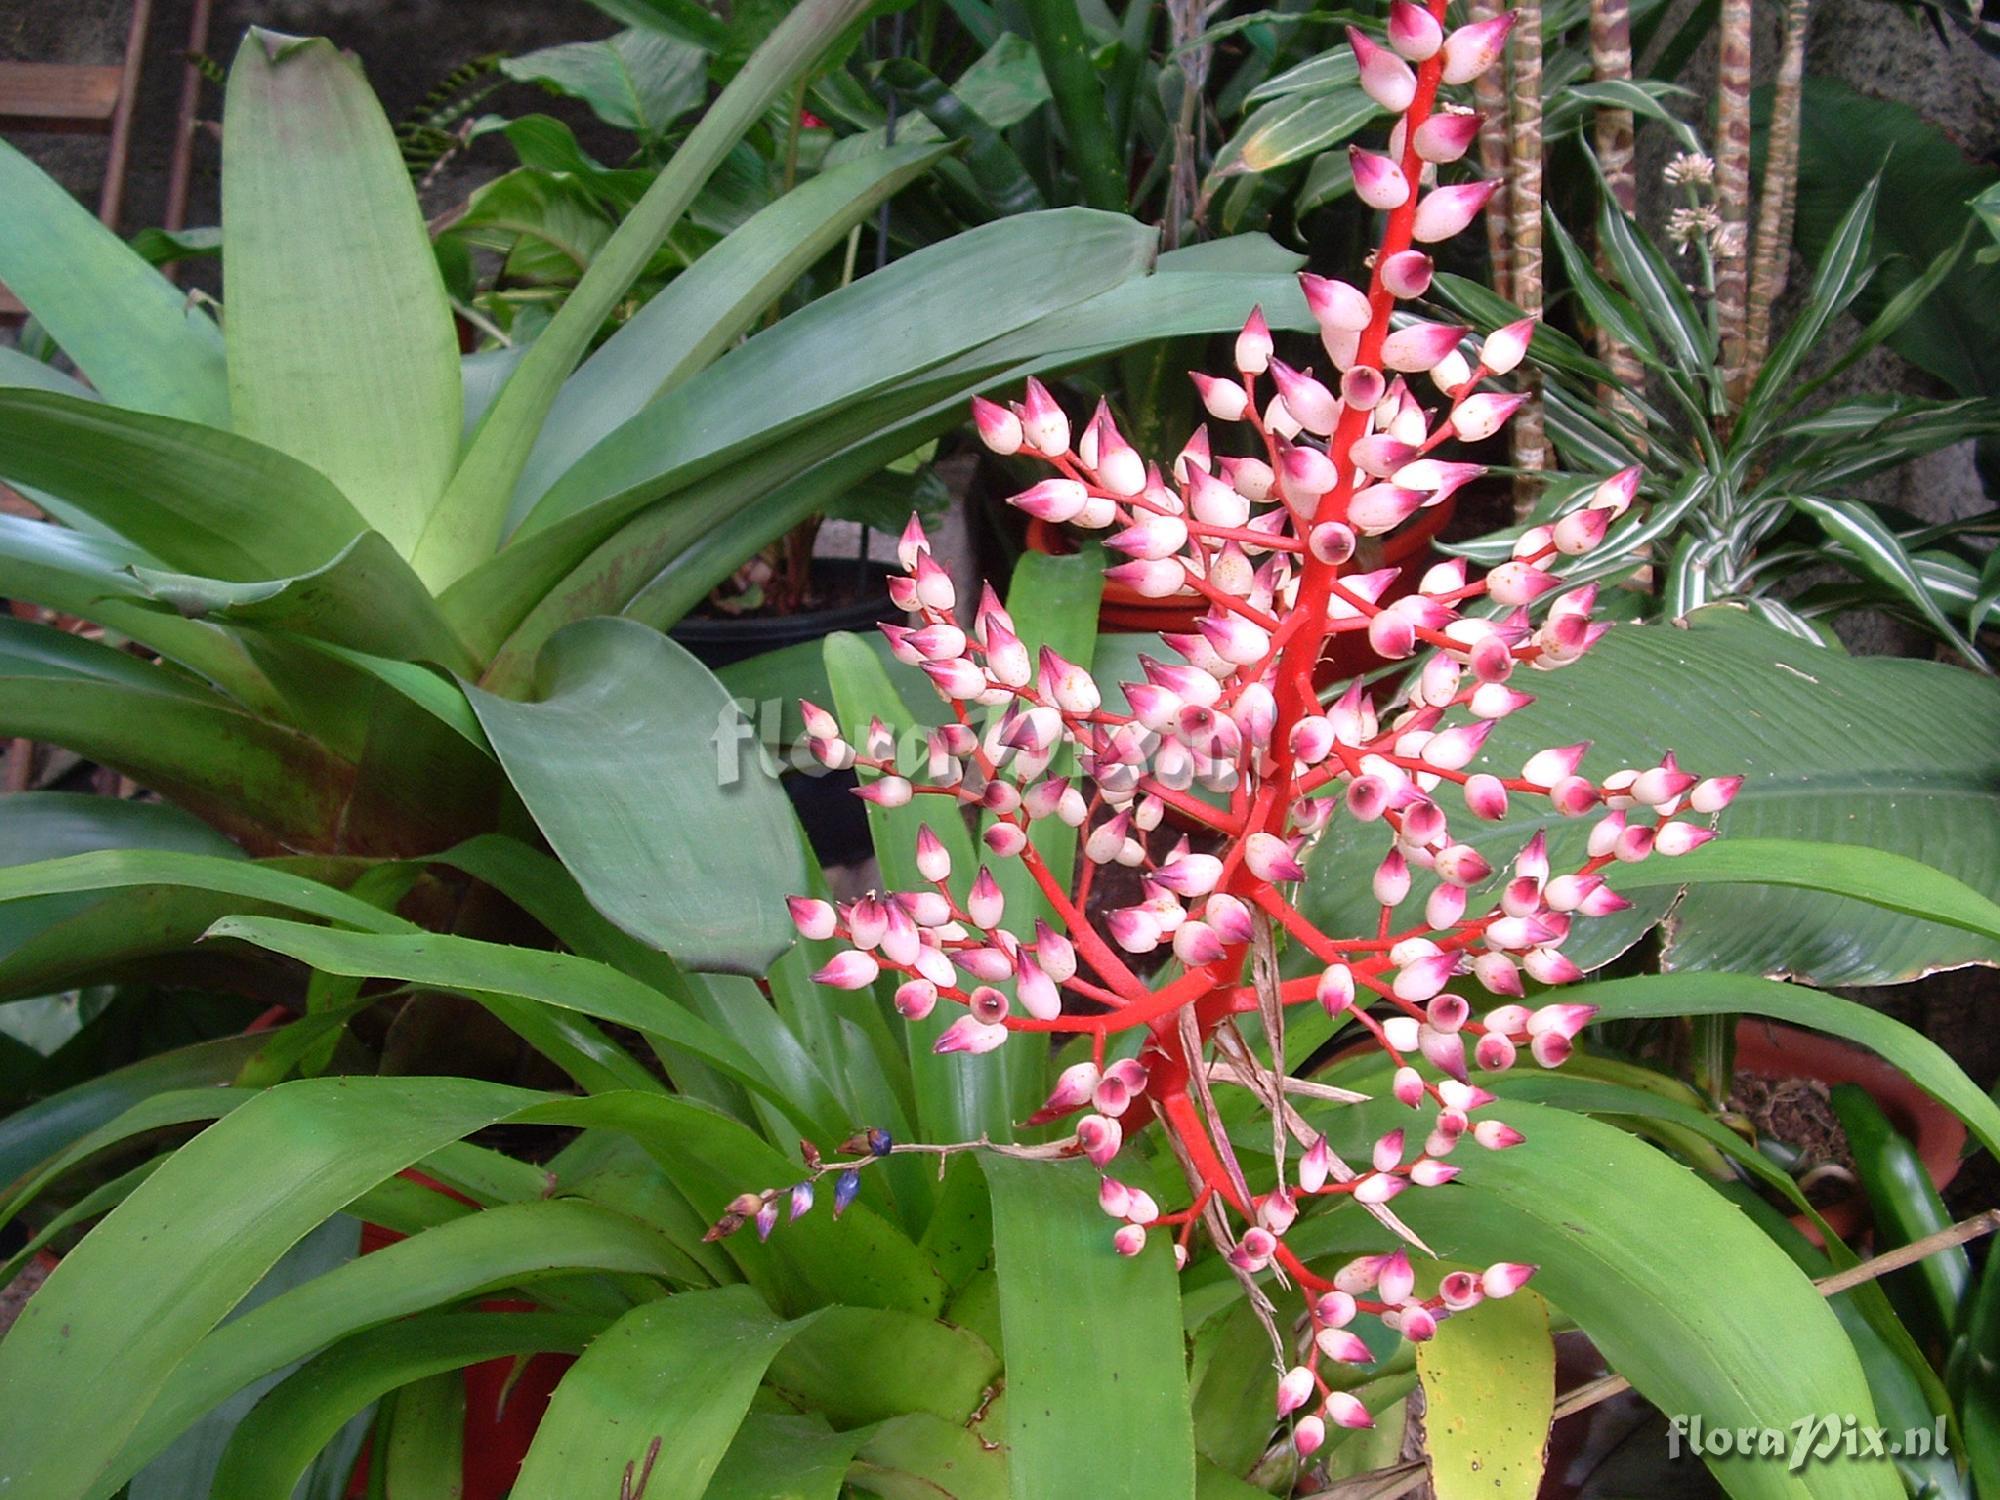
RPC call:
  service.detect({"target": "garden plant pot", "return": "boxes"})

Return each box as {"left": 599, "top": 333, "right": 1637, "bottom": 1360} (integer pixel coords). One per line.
{"left": 1731, "top": 1017, "right": 1965, "bottom": 1245}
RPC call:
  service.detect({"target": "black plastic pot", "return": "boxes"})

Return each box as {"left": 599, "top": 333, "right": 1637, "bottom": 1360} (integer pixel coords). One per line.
{"left": 672, "top": 562, "right": 902, "bottom": 869}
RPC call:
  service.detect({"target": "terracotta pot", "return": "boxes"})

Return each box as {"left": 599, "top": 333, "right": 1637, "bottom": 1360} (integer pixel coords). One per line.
{"left": 351, "top": 1173, "right": 575, "bottom": 1499}
{"left": 1731, "top": 1017, "right": 1964, "bottom": 1245}
{"left": 1023, "top": 497, "right": 1458, "bottom": 684}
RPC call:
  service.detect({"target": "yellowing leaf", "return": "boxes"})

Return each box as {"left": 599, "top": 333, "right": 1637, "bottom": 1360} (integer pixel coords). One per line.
{"left": 1415, "top": 1281, "right": 1553, "bottom": 1500}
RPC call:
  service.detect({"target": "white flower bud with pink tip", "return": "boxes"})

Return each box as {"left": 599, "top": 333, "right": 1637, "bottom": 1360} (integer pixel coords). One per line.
{"left": 1382, "top": 320, "right": 1466, "bottom": 374}
{"left": 1112, "top": 1223, "right": 1147, "bottom": 1256}
{"left": 1106, "top": 905, "right": 1163, "bottom": 954}
{"left": 1018, "top": 377, "right": 1069, "bottom": 456}
{"left": 1374, "top": 848, "right": 1412, "bottom": 907}
{"left": 1313, "top": 962, "right": 1355, "bottom": 1016}
{"left": 1190, "top": 372, "right": 1250, "bottom": 423}
{"left": 1380, "top": 248, "right": 1435, "bottom": 298}
{"left": 1475, "top": 1031, "right": 1518, "bottom": 1070}
{"left": 1186, "top": 468, "right": 1247, "bottom": 529}
{"left": 1236, "top": 306, "right": 1274, "bottom": 374}
{"left": 1449, "top": 390, "right": 1529, "bottom": 442}
{"left": 1104, "top": 559, "right": 1185, "bottom": 598}
{"left": 1388, "top": 0, "right": 1444, "bottom": 57}
{"left": 1204, "top": 892, "right": 1255, "bottom": 944}
{"left": 1269, "top": 359, "right": 1342, "bottom": 436}
{"left": 1590, "top": 465, "right": 1642, "bottom": 517}
{"left": 1301, "top": 272, "right": 1374, "bottom": 332}
{"left": 1382, "top": 1016, "right": 1421, "bottom": 1053}
{"left": 1480, "top": 317, "right": 1536, "bottom": 376}
{"left": 1076, "top": 1113, "right": 1123, "bottom": 1166}
{"left": 1414, "top": 109, "right": 1481, "bottom": 164}
{"left": 1350, "top": 146, "right": 1411, "bottom": 211}
{"left": 1172, "top": 920, "right": 1226, "bottom": 966}
{"left": 893, "top": 979, "right": 937, "bottom": 1021}
{"left": 971, "top": 396, "right": 1023, "bottom": 455}
{"left": 1277, "top": 1365, "right": 1317, "bottom": 1416}
{"left": 1155, "top": 852, "right": 1224, "bottom": 899}
{"left": 813, "top": 951, "right": 879, "bottom": 989}
{"left": 1349, "top": 484, "right": 1425, "bottom": 535}
{"left": 1325, "top": 1391, "right": 1374, "bottom": 1430}
{"left": 1098, "top": 1176, "right": 1132, "bottom": 1219}
{"left": 1032, "top": 1061, "right": 1098, "bottom": 1124}
{"left": 1009, "top": 478, "right": 1089, "bottom": 526}
{"left": 1690, "top": 775, "right": 1743, "bottom": 813}
{"left": 1299, "top": 1135, "right": 1334, "bottom": 1194}
{"left": 1348, "top": 26, "right": 1417, "bottom": 111}
{"left": 1414, "top": 179, "right": 1502, "bottom": 243}
{"left": 1473, "top": 1118, "right": 1526, "bottom": 1150}
{"left": 787, "top": 897, "right": 838, "bottom": 941}
{"left": 1246, "top": 831, "right": 1307, "bottom": 882}
{"left": 1292, "top": 1415, "right": 1328, "bottom": 1457}
{"left": 933, "top": 1015, "right": 1009, "bottom": 1054}
{"left": 1482, "top": 1262, "right": 1537, "bottom": 1297}
{"left": 1198, "top": 612, "right": 1271, "bottom": 666}
{"left": 1655, "top": 821, "right": 1715, "bottom": 857}
{"left": 1441, "top": 11, "right": 1515, "bottom": 82}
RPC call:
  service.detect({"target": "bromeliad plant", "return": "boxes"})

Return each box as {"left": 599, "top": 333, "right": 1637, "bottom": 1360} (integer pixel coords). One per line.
{"left": 729, "top": 3, "right": 1743, "bottom": 1449}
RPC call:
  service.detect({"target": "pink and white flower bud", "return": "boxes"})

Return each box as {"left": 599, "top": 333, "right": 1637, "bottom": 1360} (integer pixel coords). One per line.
{"left": 968, "top": 985, "right": 1010, "bottom": 1026}
{"left": 1112, "top": 1223, "right": 1147, "bottom": 1256}
{"left": 1198, "top": 612, "right": 1272, "bottom": 666}
{"left": 1480, "top": 317, "right": 1536, "bottom": 376}
{"left": 1173, "top": 920, "right": 1226, "bottom": 966}
{"left": 1301, "top": 272, "right": 1374, "bottom": 333}
{"left": 894, "top": 979, "right": 938, "bottom": 1021}
{"left": 1473, "top": 1118, "right": 1525, "bottom": 1150}
{"left": 1440, "top": 1271, "right": 1482, "bottom": 1309}
{"left": 1325, "top": 1392, "right": 1374, "bottom": 1430}
{"left": 1434, "top": 844, "right": 1493, "bottom": 887}
{"left": 1401, "top": 1306, "right": 1440, "bottom": 1342}
{"left": 970, "top": 396, "right": 1024, "bottom": 456}
{"left": 1246, "top": 831, "right": 1308, "bottom": 882}
{"left": 1033, "top": 1060, "right": 1099, "bottom": 1123}
{"left": 1098, "top": 1176, "right": 1133, "bottom": 1219}
{"left": 1522, "top": 742, "right": 1589, "bottom": 787}
{"left": 1156, "top": 852, "right": 1224, "bottom": 898}
{"left": 1414, "top": 179, "right": 1501, "bottom": 242}
{"left": 1375, "top": 848, "right": 1412, "bottom": 906}
{"left": 1266, "top": 359, "right": 1340, "bottom": 436}
{"left": 1317, "top": 1327, "right": 1372, "bottom": 1364}
{"left": 1299, "top": 1135, "right": 1334, "bottom": 1195}
{"left": 1309, "top": 521, "right": 1359, "bottom": 566}
{"left": 1235, "top": 306, "right": 1274, "bottom": 374}
{"left": 1277, "top": 1362, "right": 1317, "bottom": 1417}
{"left": 1388, "top": 0, "right": 1444, "bottom": 57}
{"left": 1348, "top": 27, "right": 1417, "bottom": 110}
{"left": 1292, "top": 1415, "right": 1328, "bottom": 1457}
{"left": 1316, "top": 1289, "right": 1358, "bottom": 1328}
{"left": 787, "top": 897, "right": 838, "bottom": 941}
{"left": 814, "top": 950, "right": 880, "bottom": 989}
{"left": 1350, "top": 147, "right": 1412, "bottom": 211}
{"left": 1413, "top": 109, "right": 1481, "bottom": 164}
{"left": 1368, "top": 611, "right": 1418, "bottom": 660}
{"left": 1553, "top": 505, "right": 1612, "bottom": 555}
{"left": 934, "top": 1015, "right": 1009, "bottom": 1055}
{"left": 1379, "top": 249, "right": 1435, "bottom": 299}
{"left": 1449, "top": 389, "right": 1529, "bottom": 442}
{"left": 1348, "top": 484, "right": 1424, "bottom": 535}
{"left": 1317, "top": 963, "right": 1356, "bottom": 1016}
{"left": 1204, "top": 892, "right": 1254, "bottom": 945}
{"left": 1355, "top": 1172, "right": 1408, "bottom": 1205}
{"left": 1393, "top": 1066, "right": 1427, "bottom": 1106}
{"left": 1440, "top": 12, "right": 1515, "bottom": 83}
{"left": 1531, "top": 1030, "right": 1573, "bottom": 1068}
{"left": 1104, "top": 559, "right": 1185, "bottom": 598}
{"left": 1655, "top": 821, "right": 1715, "bottom": 857}
{"left": 1008, "top": 477, "right": 1089, "bottom": 525}
{"left": 1076, "top": 1113, "right": 1123, "bottom": 1166}
{"left": 1590, "top": 465, "right": 1642, "bottom": 517}
{"left": 1382, "top": 321, "right": 1467, "bottom": 374}
{"left": 1019, "top": 377, "right": 1070, "bottom": 456}
{"left": 1690, "top": 775, "right": 1743, "bottom": 814}
{"left": 1474, "top": 1033, "right": 1517, "bottom": 1074}
{"left": 1482, "top": 1261, "right": 1537, "bottom": 1297}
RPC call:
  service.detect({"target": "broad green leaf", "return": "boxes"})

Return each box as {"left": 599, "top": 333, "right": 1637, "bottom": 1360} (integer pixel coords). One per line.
{"left": 1608, "top": 838, "right": 2000, "bottom": 947}
{"left": 511, "top": 1287, "right": 809, "bottom": 1500}
{"left": 223, "top": 30, "right": 462, "bottom": 563}
{"left": 515, "top": 142, "right": 950, "bottom": 517}
{"left": 464, "top": 617, "right": 804, "bottom": 974}
{"left": 411, "top": 0, "right": 876, "bottom": 586}
{"left": 985, "top": 1156, "right": 1197, "bottom": 1500}
{"left": 0, "top": 139, "right": 228, "bottom": 425}
{"left": 705, "top": 1413, "right": 870, "bottom": 1500}
{"left": 378, "top": 1372, "right": 463, "bottom": 1498}
{"left": 130, "top": 531, "right": 479, "bottom": 676}
{"left": 1302, "top": 607, "right": 2000, "bottom": 986}
{"left": 824, "top": 630, "right": 1025, "bottom": 1143}
{"left": 851, "top": 1411, "right": 1010, "bottom": 1500}
{"left": 209, "top": 1312, "right": 602, "bottom": 1499}
{"left": 0, "top": 1077, "right": 549, "bottom": 1500}
{"left": 0, "top": 389, "right": 368, "bottom": 580}
{"left": 501, "top": 28, "right": 707, "bottom": 137}
{"left": 1415, "top": 1286, "right": 1553, "bottom": 1500}
{"left": 108, "top": 1199, "right": 704, "bottom": 1492}
{"left": 1303, "top": 1103, "right": 1899, "bottom": 1500}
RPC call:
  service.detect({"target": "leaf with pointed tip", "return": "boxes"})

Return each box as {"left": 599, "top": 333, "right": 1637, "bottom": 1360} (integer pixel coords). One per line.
{"left": 411, "top": 0, "right": 877, "bottom": 586}
{"left": 0, "top": 140, "right": 228, "bottom": 425}
{"left": 511, "top": 1288, "right": 811, "bottom": 1500}
{"left": 0, "top": 389, "right": 368, "bottom": 580}
{"left": 130, "top": 531, "right": 478, "bottom": 676}
{"left": 223, "top": 29, "right": 461, "bottom": 563}
{"left": 465, "top": 617, "right": 804, "bottom": 974}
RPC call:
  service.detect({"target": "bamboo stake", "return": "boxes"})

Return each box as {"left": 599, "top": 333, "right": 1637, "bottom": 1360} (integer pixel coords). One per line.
{"left": 1742, "top": 0, "right": 1810, "bottom": 395}
{"left": 1508, "top": 0, "right": 1549, "bottom": 516}
{"left": 1590, "top": 0, "right": 1649, "bottom": 428}
{"left": 1713, "top": 0, "right": 1754, "bottom": 391}
{"left": 1469, "top": 0, "right": 1514, "bottom": 303}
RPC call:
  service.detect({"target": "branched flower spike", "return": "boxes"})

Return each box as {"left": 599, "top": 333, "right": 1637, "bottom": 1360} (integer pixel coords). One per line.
{"left": 741, "top": 1, "right": 1740, "bottom": 1448}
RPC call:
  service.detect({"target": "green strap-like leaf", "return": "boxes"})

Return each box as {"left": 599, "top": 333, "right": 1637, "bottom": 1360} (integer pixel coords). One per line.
{"left": 0, "top": 139, "right": 229, "bottom": 426}
{"left": 513, "top": 141, "right": 951, "bottom": 520}
{"left": 0, "top": 389, "right": 369, "bottom": 581}
{"left": 106, "top": 1199, "right": 705, "bottom": 1492}
{"left": 410, "top": 0, "right": 876, "bottom": 586}
{"left": 222, "top": 30, "right": 462, "bottom": 565}
{"left": 985, "top": 1155, "right": 1198, "bottom": 1500}
{"left": 1788, "top": 496, "right": 1986, "bottom": 667}
{"left": 511, "top": 1287, "right": 812, "bottom": 1500}
{"left": 464, "top": 617, "right": 805, "bottom": 975}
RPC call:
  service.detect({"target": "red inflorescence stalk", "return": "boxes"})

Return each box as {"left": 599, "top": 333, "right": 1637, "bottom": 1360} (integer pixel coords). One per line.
{"left": 751, "top": 0, "right": 1741, "bottom": 1453}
